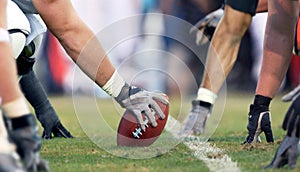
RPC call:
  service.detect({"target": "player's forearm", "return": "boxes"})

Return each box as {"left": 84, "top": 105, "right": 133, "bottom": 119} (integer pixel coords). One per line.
{"left": 58, "top": 25, "right": 115, "bottom": 87}
{"left": 33, "top": 0, "right": 115, "bottom": 87}
{"left": 256, "top": 0, "right": 298, "bottom": 98}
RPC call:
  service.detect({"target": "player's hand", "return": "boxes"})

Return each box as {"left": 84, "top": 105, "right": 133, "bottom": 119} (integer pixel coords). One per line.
{"left": 42, "top": 121, "right": 73, "bottom": 139}
{"left": 282, "top": 90, "right": 300, "bottom": 138}
{"left": 0, "top": 152, "right": 25, "bottom": 172}
{"left": 179, "top": 100, "right": 211, "bottom": 136}
{"left": 9, "top": 126, "right": 50, "bottom": 171}
{"left": 266, "top": 94, "right": 300, "bottom": 168}
{"left": 190, "top": 8, "right": 223, "bottom": 46}
{"left": 266, "top": 136, "right": 299, "bottom": 168}
{"left": 282, "top": 84, "right": 300, "bottom": 102}
{"left": 8, "top": 115, "right": 50, "bottom": 171}
{"left": 242, "top": 104, "right": 274, "bottom": 144}
{"left": 115, "top": 84, "right": 169, "bottom": 131}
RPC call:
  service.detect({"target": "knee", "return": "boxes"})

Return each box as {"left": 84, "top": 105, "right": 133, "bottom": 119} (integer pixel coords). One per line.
{"left": 227, "top": 19, "right": 250, "bottom": 36}
{"left": 219, "top": 6, "right": 252, "bottom": 39}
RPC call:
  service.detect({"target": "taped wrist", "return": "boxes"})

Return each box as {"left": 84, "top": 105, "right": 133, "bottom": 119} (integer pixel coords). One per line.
{"left": 102, "top": 71, "right": 125, "bottom": 97}
{"left": 196, "top": 88, "right": 217, "bottom": 105}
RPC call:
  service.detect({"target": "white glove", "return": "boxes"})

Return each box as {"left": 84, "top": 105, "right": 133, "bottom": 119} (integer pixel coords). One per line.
{"left": 180, "top": 100, "right": 212, "bottom": 136}
{"left": 115, "top": 84, "right": 169, "bottom": 131}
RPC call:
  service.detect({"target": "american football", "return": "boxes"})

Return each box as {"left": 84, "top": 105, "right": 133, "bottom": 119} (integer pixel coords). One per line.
{"left": 117, "top": 98, "right": 169, "bottom": 147}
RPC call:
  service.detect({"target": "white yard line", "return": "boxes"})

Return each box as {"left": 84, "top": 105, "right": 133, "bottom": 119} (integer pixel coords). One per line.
{"left": 165, "top": 116, "right": 241, "bottom": 172}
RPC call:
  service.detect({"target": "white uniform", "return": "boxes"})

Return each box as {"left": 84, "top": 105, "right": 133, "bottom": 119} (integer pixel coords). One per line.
{"left": 11, "top": 0, "right": 38, "bottom": 14}
{"left": 7, "top": 0, "right": 46, "bottom": 58}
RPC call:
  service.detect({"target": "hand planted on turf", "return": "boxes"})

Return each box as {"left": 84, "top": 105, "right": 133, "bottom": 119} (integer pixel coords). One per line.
{"left": 9, "top": 126, "right": 50, "bottom": 171}
{"left": 243, "top": 104, "right": 274, "bottom": 144}
{"left": 190, "top": 8, "right": 223, "bottom": 46}
{"left": 179, "top": 100, "right": 211, "bottom": 136}
{"left": 282, "top": 92, "right": 300, "bottom": 138}
{"left": 266, "top": 136, "right": 299, "bottom": 168}
{"left": 115, "top": 84, "right": 169, "bottom": 131}
{"left": 266, "top": 94, "right": 300, "bottom": 168}
{"left": 42, "top": 121, "right": 73, "bottom": 139}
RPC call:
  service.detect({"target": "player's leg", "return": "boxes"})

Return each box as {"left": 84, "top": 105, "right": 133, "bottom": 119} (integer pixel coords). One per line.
{"left": 181, "top": 0, "right": 258, "bottom": 136}
{"left": 0, "top": 2, "right": 25, "bottom": 171}
{"left": 1, "top": 1, "right": 49, "bottom": 171}
{"left": 243, "top": 0, "right": 299, "bottom": 144}
{"left": 266, "top": 80, "right": 300, "bottom": 168}
{"left": 0, "top": 108, "right": 24, "bottom": 172}
{"left": 17, "top": 35, "right": 73, "bottom": 139}
{"left": 7, "top": 1, "right": 72, "bottom": 140}
{"left": 201, "top": 5, "right": 253, "bottom": 93}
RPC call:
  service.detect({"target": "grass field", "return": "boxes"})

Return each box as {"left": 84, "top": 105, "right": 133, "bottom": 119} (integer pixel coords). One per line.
{"left": 39, "top": 92, "right": 300, "bottom": 172}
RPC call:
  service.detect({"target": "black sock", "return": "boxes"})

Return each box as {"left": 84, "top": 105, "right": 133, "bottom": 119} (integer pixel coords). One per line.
{"left": 253, "top": 94, "right": 272, "bottom": 107}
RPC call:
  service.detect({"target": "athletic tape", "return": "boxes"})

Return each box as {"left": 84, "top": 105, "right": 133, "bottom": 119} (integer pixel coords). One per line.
{"left": 0, "top": 28, "right": 10, "bottom": 42}
{"left": 196, "top": 88, "right": 217, "bottom": 105}
{"left": 102, "top": 71, "right": 125, "bottom": 97}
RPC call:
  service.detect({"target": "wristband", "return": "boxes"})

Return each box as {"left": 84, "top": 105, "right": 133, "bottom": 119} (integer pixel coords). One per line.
{"left": 0, "top": 28, "right": 10, "bottom": 42}
{"left": 196, "top": 88, "right": 217, "bottom": 105}
{"left": 102, "top": 71, "right": 125, "bottom": 97}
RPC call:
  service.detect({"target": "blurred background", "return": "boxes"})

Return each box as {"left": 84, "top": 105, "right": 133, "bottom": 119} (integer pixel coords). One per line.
{"left": 34, "top": 0, "right": 299, "bottom": 98}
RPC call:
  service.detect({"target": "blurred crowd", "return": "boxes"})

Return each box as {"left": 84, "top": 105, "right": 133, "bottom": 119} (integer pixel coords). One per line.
{"left": 34, "top": 0, "right": 298, "bottom": 97}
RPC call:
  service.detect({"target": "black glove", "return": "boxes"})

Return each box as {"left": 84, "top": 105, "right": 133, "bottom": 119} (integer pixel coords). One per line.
{"left": 282, "top": 94, "right": 300, "bottom": 137}
{"left": 7, "top": 114, "right": 50, "bottom": 171}
{"left": 19, "top": 70, "right": 73, "bottom": 139}
{"left": 243, "top": 104, "right": 274, "bottom": 144}
{"left": 42, "top": 120, "right": 73, "bottom": 139}
{"left": 179, "top": 100, "right": 212, "bottom": 136}
{"left": 266, "top": 92, "right": 300, "bottom": 168}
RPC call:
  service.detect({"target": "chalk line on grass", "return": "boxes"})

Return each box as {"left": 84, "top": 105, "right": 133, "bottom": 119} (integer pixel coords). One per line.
{"left": 165, "top": 116, "right": 241, "bottom": 172}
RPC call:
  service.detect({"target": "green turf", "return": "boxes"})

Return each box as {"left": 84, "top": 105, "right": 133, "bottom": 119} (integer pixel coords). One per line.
{"left": 39, "top": 93, "right": 299, "bottom": 171}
